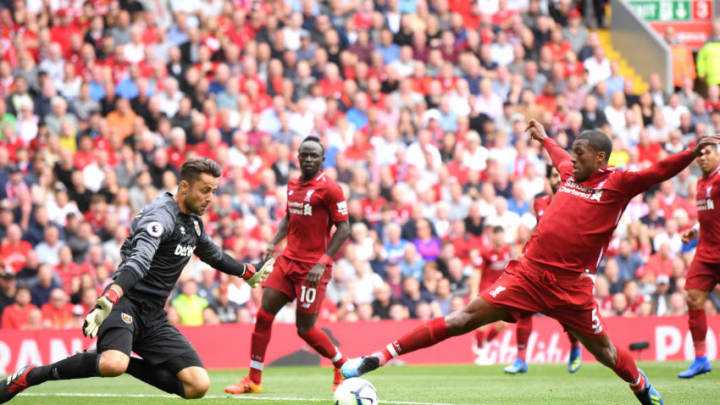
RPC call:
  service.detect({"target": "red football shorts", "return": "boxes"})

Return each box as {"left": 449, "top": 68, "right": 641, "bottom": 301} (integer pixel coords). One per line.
{"left": 481, "top": 258, "right": 607, "bottom": 337}
{"left": 685, "top": 260, "right": 720, "bottom": 292}
{"left": 262, "top": 255, "right": 332, "bottom": 314}
{"left": 478, "top": 270, "right": 503, "bottom": 295}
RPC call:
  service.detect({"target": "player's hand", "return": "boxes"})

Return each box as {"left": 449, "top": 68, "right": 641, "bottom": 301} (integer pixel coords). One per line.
{"left": 83, "top": 288, "right": 120, "bottom": 338}
{"left": 306, "top": 263, "right": 325, "bottom": 288}
{"left": 525, "top": 119, "right": 547, "bottom": 142}
{"left": 692, "top": 135, "right": 720, "bottom": 157}
{"left": 264, "top": 243, "right": 276, "bottom": 260}
{"left": 681, "top": 227, "right": 698, "bottom": 244}
{"left": 244, "top": 257, "right": 275, "bottom": 288}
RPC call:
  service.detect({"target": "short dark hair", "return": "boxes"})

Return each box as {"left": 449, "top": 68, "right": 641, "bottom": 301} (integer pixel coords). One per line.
{"left": 180, "top": 158, "right": 221, "bottom": 184}
{"left": 300, "top": 136, "right": 324, "bottom": 154}
{"left": 546, "top": 163, "right": 554, "bottom": 179}
{"left": 577, "top": 130, "right": 612, "bottom": 162}
{"left": 492, "top": 225, "right": 504, "bottom": 233}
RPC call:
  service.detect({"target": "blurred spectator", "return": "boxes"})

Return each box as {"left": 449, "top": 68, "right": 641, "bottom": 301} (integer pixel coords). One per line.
{"left": 0, "top": 272, "right": 17, "bottom": 314}
{"left": 31, "top": 264, "right": 62, "bottom": 308}
{"left": 0, "top": 223, "right": 32, "bottom": 272}
{"left": 1, "top": 286, "right": 37, "bottom": 329}
{"left": 172, "top": 280, "right": 209, "bottom": 326}
{"left": 40, "top": 288, "right": 73, "bottom": 329}
{"left": 35, "top": 225, "right": 64, "bottom": 266}
{"left": 211, "top": 284, "right": 242, "bottom": 324}
{"left": 371, "top": 283, "right": 398, "bottom": 320}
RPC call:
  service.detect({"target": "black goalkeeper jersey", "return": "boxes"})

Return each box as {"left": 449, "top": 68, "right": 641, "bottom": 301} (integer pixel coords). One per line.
{"left": 114, "top": 193, "right": 223, "bottom": 310}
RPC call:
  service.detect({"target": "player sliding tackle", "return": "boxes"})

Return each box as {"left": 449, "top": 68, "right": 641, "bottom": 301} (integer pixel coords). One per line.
{"left": 504, "top": 165, "right": 583, "bottom": 375}
{"left": 0, "top": 158, "right": 275, "bottom": 403}
{"left": 343, "top": 120, "right": 720, "bottom": 405}
{"left": 677, "top": 140, "right": 720, "bottom": 379}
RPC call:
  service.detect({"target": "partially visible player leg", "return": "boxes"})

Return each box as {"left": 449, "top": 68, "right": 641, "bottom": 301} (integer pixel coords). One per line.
{"left": 342, "top": 297, "right": 509, "bottom": 378}
{"left": 125, "top": 357, "right": 188, "bottom": 398}
{"left": 296, "top": 311, "right": 347, "bottom": 391}
{"left": 565, "top": 327, "right": 582, "bottom": 373}
{"left": 570, "top": 329, "right": 662, "bottom": 404}
{"left": 225, "top": 286, "right": 291, "bottom": 394}
{"left": 505, "top": 317, "right": 531, "bottom": 374}
{"left": 176, "top": 367, "right": 210, "bottom": 399}
{"left": 678, "top": 288, "right": 712, "bottom": 378}
{"left": 0, "top": 344, "right": 128, "bottom": 403}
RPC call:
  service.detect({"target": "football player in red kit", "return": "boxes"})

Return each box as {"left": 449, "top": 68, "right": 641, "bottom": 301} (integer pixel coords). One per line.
{"left": 225, "top": 136, "right": 351, "bottom": 394}
{"left": 505, "top": 165, "right": 583, "bottom": 374}
{"left": 342, "top": 120, "right": 720, "bottom": 405}
{"left": 678, "top": 141, "right": 720, "bottom": 378}
{"left": 471, "top": 226, "right": 511, "bottom": 363}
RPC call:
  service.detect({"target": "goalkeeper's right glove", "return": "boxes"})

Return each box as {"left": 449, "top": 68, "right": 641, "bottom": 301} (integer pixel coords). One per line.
{"left": 243, "top": 257, "right": 275, "bottom": 288}
{"left": 83, "top": 287, "right": 120, "bottom": 338}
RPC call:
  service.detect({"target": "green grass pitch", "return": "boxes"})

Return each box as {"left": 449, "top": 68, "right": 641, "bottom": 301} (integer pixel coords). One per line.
{"left": 10, "top": 362, "right": 718, "bottom": 404}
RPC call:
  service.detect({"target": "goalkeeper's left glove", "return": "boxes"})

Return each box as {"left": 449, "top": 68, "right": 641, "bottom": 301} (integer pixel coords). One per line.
{"left": 243, "top": 257, "right": 275, "bottom": 288}
{"left": 83, "top": 287, "right": 120, "bottom": 338}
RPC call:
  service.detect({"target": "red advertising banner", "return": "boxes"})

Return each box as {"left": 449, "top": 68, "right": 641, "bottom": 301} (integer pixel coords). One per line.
{"left": 0, "top": 315, "right": 718, "bottom": 373}
{"left": 649, "top": 21, "right": 712, "bottom": 50}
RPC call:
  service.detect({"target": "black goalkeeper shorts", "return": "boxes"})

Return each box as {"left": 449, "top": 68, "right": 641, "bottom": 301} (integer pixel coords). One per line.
{"left": 97, "top": 298, "right": 204, "bottom": 374}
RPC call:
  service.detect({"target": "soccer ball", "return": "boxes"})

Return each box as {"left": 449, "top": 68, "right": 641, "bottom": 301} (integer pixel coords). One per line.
{"left": 333, "top": 377, "right": 378, "bottom": 405}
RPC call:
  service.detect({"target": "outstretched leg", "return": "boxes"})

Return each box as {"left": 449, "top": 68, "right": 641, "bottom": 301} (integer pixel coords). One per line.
{"left": 342, "top": 297, "right": 509, "bottom": 378}
{"left": 0, "top": 349, "right": 127, "bottom": 403}
{"left": 572, "top": 330, "right": 663, "bottom": 405}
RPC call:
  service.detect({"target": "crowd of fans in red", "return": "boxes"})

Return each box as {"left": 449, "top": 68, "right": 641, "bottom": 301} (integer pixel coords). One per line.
{"left": 0, "top": 0, "right": 716, "bottom": 330}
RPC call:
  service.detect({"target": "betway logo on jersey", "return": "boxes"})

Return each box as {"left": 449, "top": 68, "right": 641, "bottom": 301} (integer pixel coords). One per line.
{"left": 557, "top": 179, "right": 605, "bottom": 201}
{"left": 174, "top": 244, "right": 196, "bottom": 257}
{"left": 288, "top": 201, "right": 312, "bottom": 216}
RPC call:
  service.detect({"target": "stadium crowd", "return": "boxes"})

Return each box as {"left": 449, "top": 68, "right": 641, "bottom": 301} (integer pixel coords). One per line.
{"left": 0, "top": 0, "right": 717, "bottom": 330}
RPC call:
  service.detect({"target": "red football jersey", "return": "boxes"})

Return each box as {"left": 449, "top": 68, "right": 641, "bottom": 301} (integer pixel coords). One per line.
{"left": 695, "top": 164, "right": 720, "bottom": 263}
{"left": 533, "top": 194, "right": 552, "bottom": 222}
{"left": 480, "top": 245, "right": 511, "bottom": 287}
{"left": 282, "top": 171, "right": 349, "bottom": 264}
{"left": 524, "top": 138, "right": 695, "bottom": 274}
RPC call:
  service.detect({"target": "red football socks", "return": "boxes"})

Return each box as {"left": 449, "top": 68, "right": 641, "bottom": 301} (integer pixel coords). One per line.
{"left": 485, "top": 327, "right": 500, "bottom": 343}
{"left": 516, "top": 318, "right": 532, "bottom": 361}
{"left": 688, "top": 308, "right": 707, "bottom": 358}
{"left": 377, "top": 317, "right": 450, "bottom": 364}
{"left": 299, "top": 327, "right": 347, "bottom": 368}
{"left": 613, "top": 347, "right": 644, "bottom": 391}
{"left": 249, "top": 308, "right": 275, "bottom": 384}
{"left": 474, "top": 329, "right": 486, "bottom": 347}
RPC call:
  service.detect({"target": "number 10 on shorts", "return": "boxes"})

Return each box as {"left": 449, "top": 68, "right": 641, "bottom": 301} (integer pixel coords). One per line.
{"left": 300, "top": 286, "right": 317, "bottom": 304}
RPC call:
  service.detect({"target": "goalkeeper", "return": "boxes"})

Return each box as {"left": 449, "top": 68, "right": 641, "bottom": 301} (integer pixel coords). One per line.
{"left": 0, "top": 158, "right": 274, "bottom": 402}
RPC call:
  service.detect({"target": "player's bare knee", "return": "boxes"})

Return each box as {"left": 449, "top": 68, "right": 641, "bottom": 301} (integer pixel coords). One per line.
{"left": 687, "top": 291, "right": 706, "bottom": 309}
{"left": 184, "top": 381, "right": 210, "bottom": 399}
{"left": 98, "top": 353, "right": 129, "bottom": 377}
{"left": 445, "top": 311, "right": 473, "bottom": 334}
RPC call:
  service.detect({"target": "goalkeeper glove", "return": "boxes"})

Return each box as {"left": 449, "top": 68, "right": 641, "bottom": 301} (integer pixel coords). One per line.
{"left": 83, "top": 287, "right": 120, "bottom": 338}
{"left": 243, "top": 257, "right": 275, "bottom": 288}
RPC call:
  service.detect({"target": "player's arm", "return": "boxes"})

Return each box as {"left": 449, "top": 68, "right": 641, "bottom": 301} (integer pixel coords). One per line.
{"left": 195, "top": 226, "right": 274, "bottom": 288}
{"left": 526, "top": 119, "right": 573, "bottom": 180}
{"left": 622, "top": 136, "right": 720, "bottom": 195}
{"left": 307, "top": 185, "right": 351, "bottom": 287}
{"left": 682, "top": 221, "right": 700, "bottom": 243}
{"left": 83, "top": 209, "right": 174, "bottom": 338}
{"left": 265, "top": 215, "right": 289, "bottom": 259}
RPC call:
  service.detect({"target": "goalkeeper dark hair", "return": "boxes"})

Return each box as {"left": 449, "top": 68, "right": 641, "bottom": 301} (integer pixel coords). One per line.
{"left": 301, "top": 136, "right": 325, "bottom": 154}
{"left": 180, "top": 158, "right": 222, "bottom": 184}
{"left": 546, "top": 163, "right": 554, "bottom": 179}
{"left": 577, "top": 130, "right": 612, "bottom": 163}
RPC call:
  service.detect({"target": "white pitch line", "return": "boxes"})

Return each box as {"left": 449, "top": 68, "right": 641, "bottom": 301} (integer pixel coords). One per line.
{"left": 19, "top": 392, "right": 467, "bottom": 405}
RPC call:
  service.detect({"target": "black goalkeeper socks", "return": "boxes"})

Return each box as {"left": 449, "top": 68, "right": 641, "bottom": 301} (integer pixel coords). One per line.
{"left": 126, "top": 357, "right": 186, "bottom": 398}
{"left": 27, "top": 352, "right": 101, "bottom": 385}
